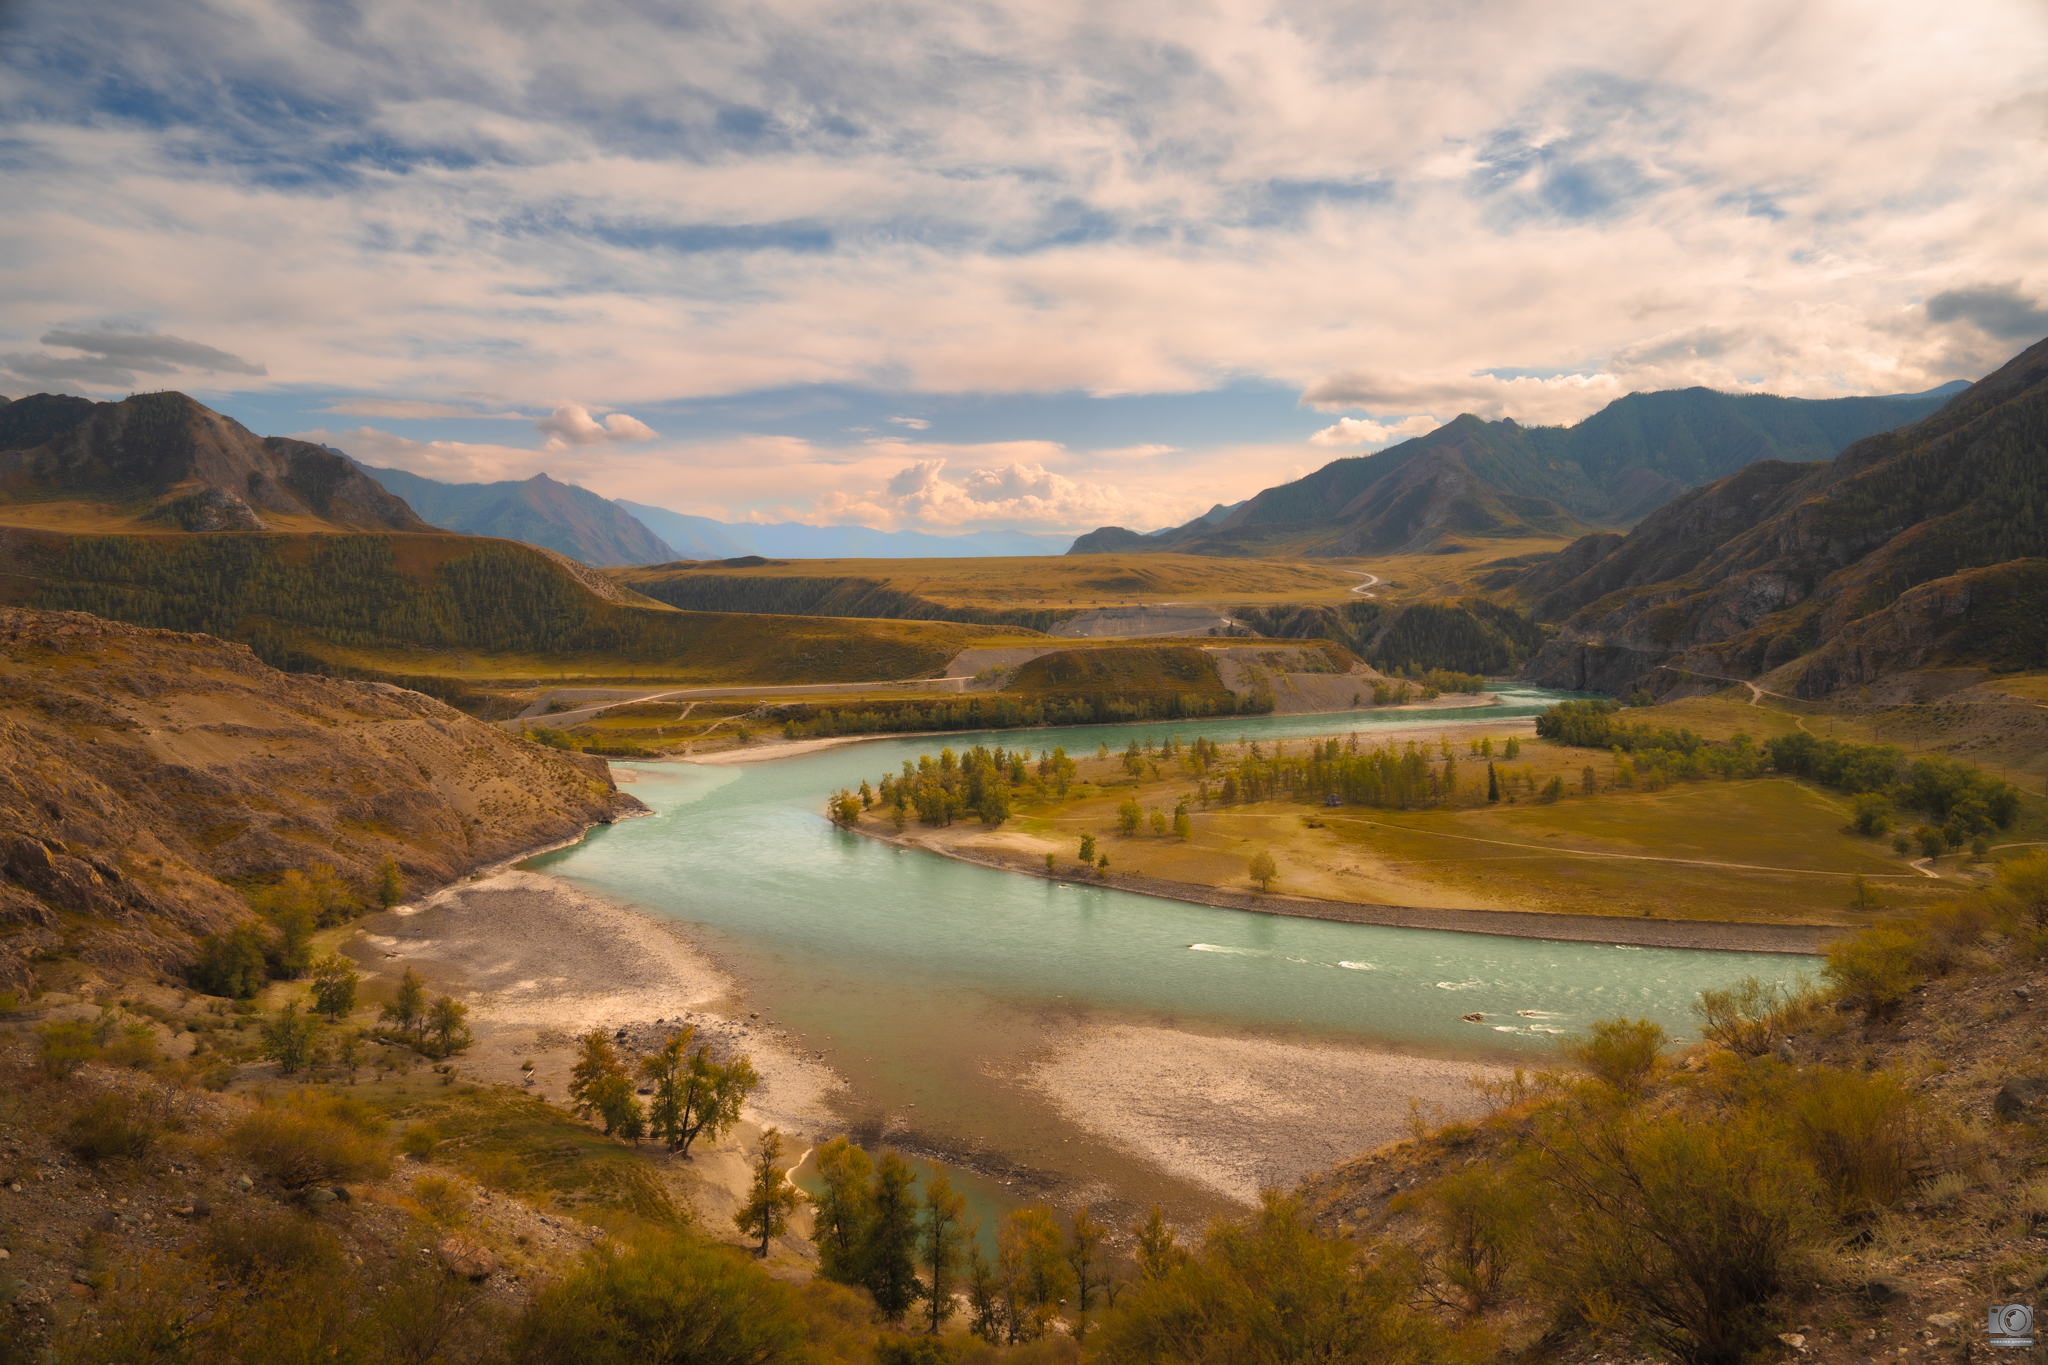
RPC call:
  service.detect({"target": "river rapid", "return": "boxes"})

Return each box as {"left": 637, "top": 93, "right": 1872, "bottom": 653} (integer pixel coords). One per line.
{"left": 528, "top": 687, "right": 1814, "bottom": 1227}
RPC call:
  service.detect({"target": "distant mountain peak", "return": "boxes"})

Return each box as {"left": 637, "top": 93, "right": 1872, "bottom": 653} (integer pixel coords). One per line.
{"left": 346, "top": 462, "right": 675, "bottom": 567}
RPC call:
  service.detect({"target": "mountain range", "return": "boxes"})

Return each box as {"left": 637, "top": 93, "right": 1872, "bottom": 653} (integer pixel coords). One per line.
{"left": 615, "top": 501, "right": 1074, "bottom": 560}
{"left": 0, "top": 391, "right": 425, "bottom": 534}
{"left": 1515, "top": 336, "right": 2048, "bottom": 697}
{"left": 346, "top": 462, "right": 677, "bottom": 567}
{"left": 1071, "top": 383, "right": 1969, "bottom": 558}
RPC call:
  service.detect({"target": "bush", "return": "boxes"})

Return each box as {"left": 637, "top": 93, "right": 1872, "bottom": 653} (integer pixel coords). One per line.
{"left": 1694, "top": 977, "right": 1807, "bottom": 1058}
{"left": 203, "top": 1211, "right": 348, "bottom": 1283}
{"left": 192, "top": 924, "right": 269, "bottom": 999}
{"left": 1824, "top": 924, "right": 1924, "bottom": 1021}
{"left": 1850, "top": 793, "right": 1892, "bottom": 836}
{"left": 413, "top": 1175, "right": 471, "bottom": 1227}
{"left": 36, "top": 1020, "right": 97, "bottom": 1079}
{"left": 1410, "top": 1163, "right": 1536, "bottom": 1312}
{"left": 1783, "top": 1068, "right": 1923, "bottom": 1214}
{"left": 1565, "top": 1018, "right": 1667, "bottom": 1097}
{"left": 508, "top": 1230, "right": 805, "bottom": 1365}
{"left": 1534, "top": 1104, "right": 1823, "bottom": 1365}
{"left": 230, "top": 1097, "right": 391, "bottom": 1189}
{"left": 63, "top": 1093, "right": 164, "bottom": 1163}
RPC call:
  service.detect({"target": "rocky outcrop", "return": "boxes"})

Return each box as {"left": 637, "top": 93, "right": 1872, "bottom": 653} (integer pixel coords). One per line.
{"left": 0, "top": 608, "right": 642, "bottom": 991}
{"left": 0, "top": 391, "right": 429, "bottom": 532}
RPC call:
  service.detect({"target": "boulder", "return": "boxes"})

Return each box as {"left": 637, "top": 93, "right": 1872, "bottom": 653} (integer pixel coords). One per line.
{"left": 1994, "top": 1076, "right": 2048, "bottom": 1123}
{"left": 1861, "top": 1276, "right": 1913, "bottom": 1304}
{"left": 437, "top": 1234, "right": 497, "bottom": 1281}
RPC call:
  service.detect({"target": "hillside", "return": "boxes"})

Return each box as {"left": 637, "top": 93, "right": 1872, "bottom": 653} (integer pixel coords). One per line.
{"left": 1071, "top": 382, "right": 1964, "bottom": 559}
{"left": 351, "top": 462, "right": 675, "bottom": 566}
{"left": 0, "top": 530, "right": 986, "bottom": 701}
{"left": 1237, "top": 598, "right": 1547, "bottom": 676}
{"left": 0, "top": 607, "right": 640, "bottom": 993}
{"left": 1521, "top": 334, "right": 2048, "bottom": 696}
{"left": 0, "top": 391, "right": 427, "bottom": 534}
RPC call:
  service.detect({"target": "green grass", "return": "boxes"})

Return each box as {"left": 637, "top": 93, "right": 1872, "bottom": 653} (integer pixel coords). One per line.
{"left": 1007, "top": 644, "right": 1236, "bottom": 702}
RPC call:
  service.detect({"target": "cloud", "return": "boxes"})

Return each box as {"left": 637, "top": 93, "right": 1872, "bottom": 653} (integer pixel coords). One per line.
{"left": 320, "top": 398, "right": 530, "bottom": 419}
{"left": 1, "top": 325, "right": 267, "bottom": 391}
{"left": 40, "top": 327, "right": 266, "bottom": 376}
{"left": 534, "top": 403, "right": 659, "bottom": 450}
{"left": 1303, "top": 371, "right": 1627, "bottom": 425}
{"left": 1924, "top": 283, "right": 2048, "bottom": 341}
{"left": 295, "top": 426, "right": 553, "bottom": 483}
{"left": 885, "top": 415, "right": 930, "bottom": 430}
{"left": 821, "top": 448, "right": 1202, "bottom": 530}
{"left": 1309, "top": 415, "right": 1441, "bottom": 447}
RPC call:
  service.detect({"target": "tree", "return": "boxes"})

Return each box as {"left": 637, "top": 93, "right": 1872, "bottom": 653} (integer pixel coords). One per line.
{"left": 568, "top": 1028, "right": 627, "bottom": 1121}
{"left": 1066, "top": 1206, "right": 1106, "bottom": 1344}
{"left": 1123, "top": 740, "right": 1144, "bottom": 776}
{"left": 1581, "top": 764, "right": 1598, "bottom": 795}
{"left": 1172, "top": 803, "right": 1191, "bottom": 840}
{"left": 967, "top": 1240, "right": 1005, "bottom": 1344}
{"left": 426, "top": 995, "right": 473, "bottom": 1057}
{"left": 829, "top": 789, "right": 862, "bottom": 825}
{"left": 863, "top": 1151, "right": 923, "bottom": 1322}
{"left": 261, "top": 1001, "right": 318, "bottom": 1075}
{"left": 309, "top": 954, "right": 359, "bottom": 1023}
{"left": 676, "top": 1051, "right": 759, "bottom": 1157}
{"left": 1117, "top": 796, "right": 1142, "bottom": 835}
{"left": 810, "top": 1136, "right": 874, "bottom": 1284}
{"left": 996, "top": 1207, "right": 1072, "bottom": 1342}
{"left": 381, "top": 967, "right": 428, "bottom": 1041}
{"left": 1133, "top": 1205, "right": 1185, "bottom": 1283}
{"left": 1078, "top": 834, "right": 1096, "bottom": 864}
{"left": 734, "top": 1127, "right": 802, "bottom": 1257}
{"left": 1566, "top": 1018, "right": 1667, "bottom": 1098}
{"left": 1248, "top": 849, "right": 1278, "bottom": 893}
{"left": 1150, "top": 808, "right": 1167, "bottom": 836}
{"left": 639, "top": 1028, "right": 697, "bottom": 1149}
{"left": 919, "top": 1170, "right": 970, "bottom": 1334}
{"left": 376, "top": 856, "right": 405, "bottom": 908}
{"left": 1044, "top": 851, "right": 1057, "bottom": 872}
{"left": 193, "top": 925, "right": 268, "bottom": 999}
{"left": 587, "top": 1073, "right": 643, "bottom": 1139}
{"left": 1487, "top": 763, "right": 1500, "bottom": 803}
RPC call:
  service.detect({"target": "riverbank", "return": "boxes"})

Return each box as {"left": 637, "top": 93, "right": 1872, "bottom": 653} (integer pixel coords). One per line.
{"left": 344, "top": 858, "right": 842, "bottom": 1258}
{"left": 859, "top": 826, "right": 1840, "bottom": 955}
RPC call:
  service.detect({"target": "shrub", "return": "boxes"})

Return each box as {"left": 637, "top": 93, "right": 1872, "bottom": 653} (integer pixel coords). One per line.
{"left": 36, "top": 1019, "right": 98, "bottom": 1079}
{"left": 64, "top": 1093, "right": 164, "bottom": 1163}
{"left": 203, "top": 1211, "right": 348, "bottom": 1283}
{"left": 1694, "top": 977, "right": 1806, "bottom": 1058}
{"left": 1533, "top": 1105, "right": 1824, "bottom": 1365}
{"left": 413, "top": 1175, "right": 470, "bottom": 1227}
{"left": 1411, "top": 1163, "right": 1536, "bottom": 1312}
{"left": 99, "top": 1022, "right": 159, "bottom": 1070}
{"left": 261, "top": 1002, "right": 319, "bottom": 1074}
{"left": 192, "top": 925, "right": 268, "bottom": 999}
{"left": 2002, "top": 853, "right": 2048, "bottom": 928}
{"left": 400, "top": 1123, "right": 441, "bottom": 1162}
{"left": 1565, "top": 1018, "right": 1666, "bottom": 1097}
{"left": 1850, "top": 793, "right": 1892, "bottom": 836}
{"left": 230, "top": 1097, "right": 391, "bottom": 1189}
{"left": 508, "top": 1230, "right": 804, "bottom": 1365}
{"left": 1782, "top": 1068, "right": 1923, "bottom": 1214}
{"left": 1824, "top": 924, "right": 1923, "bottom": 1021}
{"left": 1247, "top": 849, "right": 1278, "bottom": 893}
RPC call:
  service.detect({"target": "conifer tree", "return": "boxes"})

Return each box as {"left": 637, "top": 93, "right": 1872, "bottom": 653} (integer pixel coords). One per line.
{"left": 734, "top": 1127, "right": 802, "bottom": 1257}
{"left": 864, "top": 1151, "right": 922, "bottom": 1322}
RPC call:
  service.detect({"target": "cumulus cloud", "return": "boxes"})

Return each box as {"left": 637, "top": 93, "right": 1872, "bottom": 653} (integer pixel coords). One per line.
{"left": 1303, "top": 371, "right": 1628, "bottom": 426}
{"left": 819, "top": 449, "right": 1201, "bottom": 530}
{"left": 534, "top": 403, "right": 659, "bottom": 449}
{"left": 1308, "top": 415, "right": 1441, "bottom": 447}
{"left": 294, "top": 426, "right": 553, "bottom": 483}
{"left": 1925, "top": 283, "right": 2048, "bottom": 341}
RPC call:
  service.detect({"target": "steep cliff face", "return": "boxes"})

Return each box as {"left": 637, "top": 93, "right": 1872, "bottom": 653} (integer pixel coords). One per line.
{"left": 0, "top": 391, "right": 429, "bottom": 532}
{"left": 0, "top": 608, "right": 641, "bottom": 991}
{"left": 1521, "top": 335, "right": 2048, "bottom": 696}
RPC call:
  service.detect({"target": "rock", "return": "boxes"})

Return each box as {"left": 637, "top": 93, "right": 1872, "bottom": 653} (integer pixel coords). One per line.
{"left": 1862, "top": 1276, "right": 1913, "bottom": 1304}
{"left": 1925, "top": 1312, "right": 1962, "bottom": 1332}
{"left": 1994, "top": 1075, "right": 2048, "bottom": 1123}
{"left": 437, "top": 1235, "right": 497, "bottom": 1281}
{"left": 2018, "top": 986, "right": 2034, "bottom": 1004}
{"left": 331, "top": 1187, "right": 350, "bottom": 1204}
{"left": 304, "top": 1187, "right": 337, "bottom": 1205}
{"left": 235, "top": 1175, "right": 253, "bottom": 1191}
{"left": 1777, "top": 1332, "right": 1806, "bottom": 1350}
{"left": 1460, "top": 1012, "right": 1485, "bottom": 1023}
{"left": 1775, "top": 1037, "right": 1796, "bottom": 1062}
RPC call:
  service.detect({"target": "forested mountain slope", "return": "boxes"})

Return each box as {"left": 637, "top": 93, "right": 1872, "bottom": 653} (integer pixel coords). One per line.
{"left": 1520, "top": 335, "right": 2048, "bottom": 695}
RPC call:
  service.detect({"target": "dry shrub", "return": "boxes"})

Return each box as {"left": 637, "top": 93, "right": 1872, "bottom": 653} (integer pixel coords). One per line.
{"left": 1824, "top": 923, "right": 1923, "bottom": 1021}
{"left": 1914, "top": 900, "right": 1995, "bottom": 974}
{"left": 1410, "top": 1162, "right": 1538, "bottom": 1312}
{"left": 63, "top": 1092, "right": 165, "bottom": 1163}
{"left": 414, "top": 1174, "right": 471, "bottom": 1227}
{"left": 35, "top": 1020, "right": 97, "bottom": 1080}
{"left": 1564, "top": 1018, "right": 1667, "bottom": 1097}
{"left": 203, "top": 1210, "right": 347, "bottom": 1283}
{"left": 1782, "top": 1068, "right": 1923, "bottom": 1214}
{"left": 1694, "top": 977, "right": 1815, "bottom": 1057}
{"left": 230, "top": 1094, "right": 391, "bottom": 1189}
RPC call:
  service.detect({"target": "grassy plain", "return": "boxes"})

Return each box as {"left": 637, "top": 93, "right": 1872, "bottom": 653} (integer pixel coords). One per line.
{"left": 851, "top": 698, "right": 2042, "bottom": 927}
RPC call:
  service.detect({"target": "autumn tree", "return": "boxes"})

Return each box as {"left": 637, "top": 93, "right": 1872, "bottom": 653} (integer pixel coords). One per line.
{"left": 810, "top": 1136, "right": 874, "bottom": 1284}
{"left": 997, "top": 1207, "right": 1073, "bottom": 1342}
{"left": 1066, "top": 1206, "right": 1107, "bottom": 1344}
{"left": 864, "top": 1151, "right": 922, "bottom": 1323}
{"left": 381, "top": 967, "right": 428, "bottom": 1041}
{"left": 1248, "top": 849, "right": 1278, "bottom": 893}
{"left": 310, "top": 953, "right": 359, "bottom": 1022}
{"left": 734, "top": 1127, "right": 802, "bottom": 1256}
{"left": 426, "top": 995, "right": 473, "bottom": 1057}
{"left": 376, "top": 856, "right": 404, "bottom": 908}
{"left": 260, "top": 1001, "right": 317, "bottom": 1075}
{"left": 1118, "top": 796, "right": 1142, "bottom": 835}
{"left": 919, "top": 1170, "right": 971, "bottom": 1335}
{"left": 569, "top": 1028, "right": 627, "bottom": 1121}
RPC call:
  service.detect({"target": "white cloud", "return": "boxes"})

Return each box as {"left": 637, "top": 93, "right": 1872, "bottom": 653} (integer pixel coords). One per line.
{"left": 534, "top": 403, "right": 659, "bottom": 450}
{"left": 1308, "top": 415, "right": 1441, "bottom": 447}
{"left": 320, "top": 398, "right": 530, "bottom": 419}
{"left": 885, "top": 415, "right": 930, "bottom": 430}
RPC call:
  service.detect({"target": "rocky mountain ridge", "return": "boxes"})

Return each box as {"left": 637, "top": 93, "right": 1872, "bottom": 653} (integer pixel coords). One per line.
{"left": 350, "top": 462, "right": 677, "bottom": 567}
{"left": 0, "top": 607, "right": 642, "bottom": 992}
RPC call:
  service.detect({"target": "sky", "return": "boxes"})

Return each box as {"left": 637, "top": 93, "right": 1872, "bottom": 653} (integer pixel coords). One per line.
{"left": 2, "top": 0, "right": 2045, "bottom": 537}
